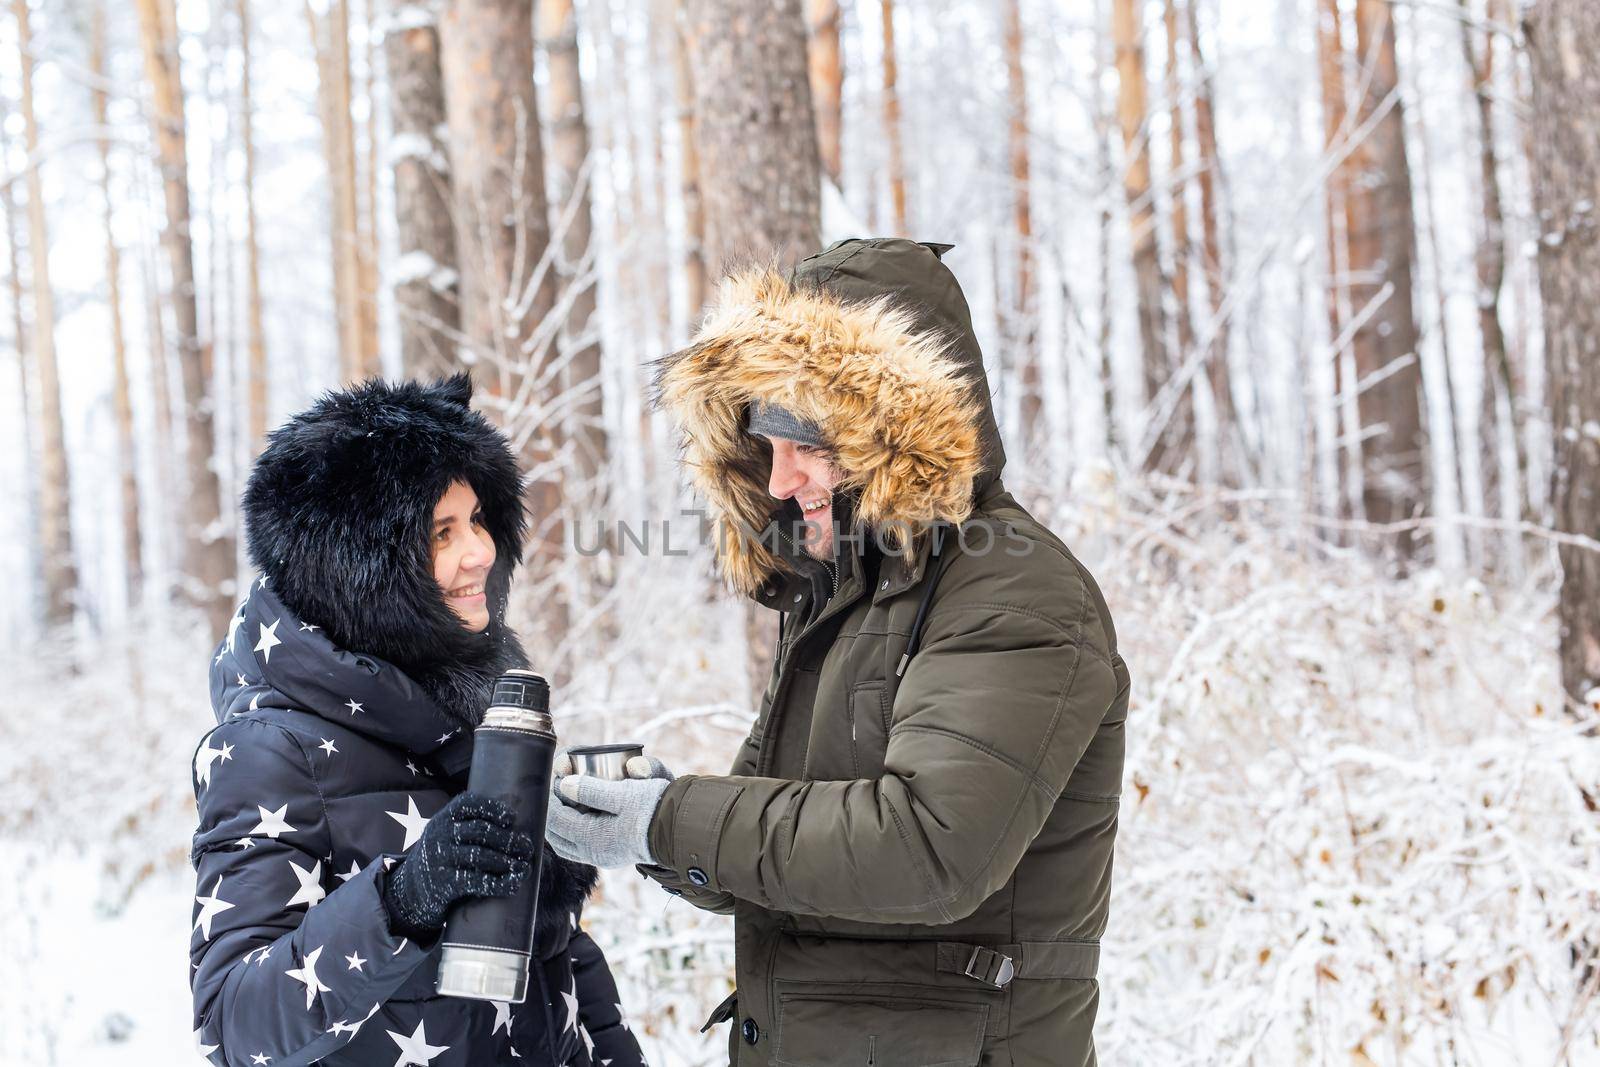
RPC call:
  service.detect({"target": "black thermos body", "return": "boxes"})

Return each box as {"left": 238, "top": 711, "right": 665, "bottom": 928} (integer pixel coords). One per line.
{"left": 434, "top": 668, "right": 556, "bottom": 1003}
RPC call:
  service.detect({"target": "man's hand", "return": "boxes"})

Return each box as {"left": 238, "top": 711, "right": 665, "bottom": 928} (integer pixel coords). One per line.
{"left": 623, "top": 755, "right": 675, "bottom": 782}
{"left": 545, "top": 775, "right": 671, "bottom": 869}
{"left": 380, "top": 791, "right": 534, "bottom": 941}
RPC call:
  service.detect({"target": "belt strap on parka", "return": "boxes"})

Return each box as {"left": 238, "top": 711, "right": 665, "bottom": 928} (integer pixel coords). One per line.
{"left": 935, "top": 940, "right": 1101, "bottom": 987}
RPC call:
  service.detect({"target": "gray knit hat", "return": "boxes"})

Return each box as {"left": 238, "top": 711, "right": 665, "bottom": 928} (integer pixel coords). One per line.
{"left": 745, "top": 400, "right": 827, "bottom": 448}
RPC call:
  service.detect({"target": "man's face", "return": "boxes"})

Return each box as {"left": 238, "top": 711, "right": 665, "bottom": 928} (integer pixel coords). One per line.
{"left": 431, "top": 480, "right": 496, "bottom": 632}
{"left": 766, "top": 437, "right": 841, "bottom": 559}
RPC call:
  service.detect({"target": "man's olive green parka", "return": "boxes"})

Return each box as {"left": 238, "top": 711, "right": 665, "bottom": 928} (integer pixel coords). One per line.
{"left": 646, "top": 238, "right": 1131, "bottom": 1067}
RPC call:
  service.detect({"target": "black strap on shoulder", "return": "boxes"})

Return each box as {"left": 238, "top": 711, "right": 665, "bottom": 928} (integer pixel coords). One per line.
{"left": 896, "top": 524, "right": 948, "bottom": 678}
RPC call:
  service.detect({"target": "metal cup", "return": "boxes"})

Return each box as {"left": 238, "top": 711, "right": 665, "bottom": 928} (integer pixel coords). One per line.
{"left": 562, "top": 743, "right": 646, "bottom": 813}
{"left": 566, "top": 742, "right": 645, "bottom": 781}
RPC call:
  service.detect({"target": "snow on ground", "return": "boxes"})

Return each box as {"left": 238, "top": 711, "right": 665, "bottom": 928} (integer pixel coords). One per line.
{"left": 2, "top": 481, "right": 1597, "bottom": 1065}
{"left": 1, "top": 849, "right": 197, "bottom": 1066}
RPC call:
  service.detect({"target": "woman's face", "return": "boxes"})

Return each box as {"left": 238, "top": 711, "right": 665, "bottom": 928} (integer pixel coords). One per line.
{"left": 431, "top": 480, "right": 496, "bottom": 632}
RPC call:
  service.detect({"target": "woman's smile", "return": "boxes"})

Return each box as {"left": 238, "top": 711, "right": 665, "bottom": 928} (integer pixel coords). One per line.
{"left": 432, "top": 480, "right": 497, "bottom": 629}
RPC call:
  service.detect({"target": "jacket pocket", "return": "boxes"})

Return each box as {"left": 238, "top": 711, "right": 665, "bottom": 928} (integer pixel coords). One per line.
{"left": 847, "top": 681, "right": 891, "bottom": 778}
{"left": 772, "top": 991, "right": 988, "bottom": 1067}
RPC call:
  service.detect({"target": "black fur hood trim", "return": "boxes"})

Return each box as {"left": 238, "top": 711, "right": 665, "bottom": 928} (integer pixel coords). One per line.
{"left": 241, "top": 374, "right": 528, "bottom": 729}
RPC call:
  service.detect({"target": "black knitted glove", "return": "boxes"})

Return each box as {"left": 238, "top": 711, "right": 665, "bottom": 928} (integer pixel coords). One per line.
{"left": 380, "top": 791, "right": 535, "bottom": 942}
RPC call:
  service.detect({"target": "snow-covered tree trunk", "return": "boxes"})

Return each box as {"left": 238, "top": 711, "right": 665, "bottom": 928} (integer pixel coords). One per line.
{"left": 0, "top": 96, "right": 23, "bottom": 392}
{"left": 1459, "top": 0, "right": 1521, "bottom": 529}
{"left": 136, "top": 199, "right": 177, "bottom": 591}
{"left": 386, "top": 0, "right": 461, "bottom": 380}
{"left": 1527, "top": 0, "right": 1600, "bottom": 707}
{"left": 0, "top": 97, "right": 25, "bottom": 411}
{"left": 879, "top": 0, "right": 907, "bottom": 237}
{"left": 806, "top": 0, "right": 842, "bottom": 188}
{"left": 13, "top": 0, "right": 73, "bottom": 628}
{"left": 238, "top": 0, "right": 268, "bottom": 455}
{"left": 537, "top": 0, "right": 608, "bottom": 492}
{"left": 439, "top": 0, "right": 568, "bottom": 659}
{"left": 308, "top": 0, "right": 376, "bottom": 383}
{"left": 1003, "top": 0, "right": 1039, "bottom": 450}
{"left": 1163, "top": 0, "right": 1195, "bottom": 370}
{"left": 1347, "top": 0, "right": 1427, "bottom": 552}
{"left": 1317, "top": 0, "right": 1360, "bottom": 521}
{"left": 439, "top": 0, "right": 557, "bottom": 376}
{"left": 1, "top": 35, "right": 37, "bottom": 623}
{"left": 681, "top": 0, "right": 819, "bottom": 702}
{"left": 358, "top": 0, "right": 382, "bottom": 376}
{"left": 1403, "top": 19, "right": 1467, "bottom": 565}
{"left": 92, "top": 1, "right": 143, "bottom": 610}
{"left": 1113, "top": 0, "right": 1189, "bottom": 476}
{"left": 1094, "top": 0, "right": 1117, "bottom": 461}
{"left": 135, "top": 0, "right": 235, "bottom": 634}
{"left": 672, "top": 0, "right": 705, "bottom": 320}
{"left": 1185, "top": 0, "right": 1234, "bottom": 459}
{"left": 682, "top": 0, "right": 820, "bottom": 270}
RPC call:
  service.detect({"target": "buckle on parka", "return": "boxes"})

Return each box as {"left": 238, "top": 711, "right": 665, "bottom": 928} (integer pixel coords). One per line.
{"left": 961, "top": 945, "right": 1015, "bottom": 989}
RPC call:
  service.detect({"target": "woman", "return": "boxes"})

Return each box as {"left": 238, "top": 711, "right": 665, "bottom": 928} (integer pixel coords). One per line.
{"left": 188, "top": 374, "right": 643, "bottom": 1066}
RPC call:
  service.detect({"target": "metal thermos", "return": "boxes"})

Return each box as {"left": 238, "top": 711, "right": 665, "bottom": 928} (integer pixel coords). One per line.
{"left": 434, "top": 669, "right": 555, "bottom": 1004}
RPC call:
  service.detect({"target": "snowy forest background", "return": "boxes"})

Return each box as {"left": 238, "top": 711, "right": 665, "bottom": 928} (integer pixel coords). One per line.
{"left": 2, "top": 0, "right": 1599, "bottom": 1062}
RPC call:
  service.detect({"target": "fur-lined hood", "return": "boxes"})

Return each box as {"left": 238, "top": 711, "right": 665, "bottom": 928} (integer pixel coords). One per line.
{"left": 240, "top": 373, "right": 528, "bottom": 730}
{"left": 655, "top": 237, "right": 1005, "bottom": 594}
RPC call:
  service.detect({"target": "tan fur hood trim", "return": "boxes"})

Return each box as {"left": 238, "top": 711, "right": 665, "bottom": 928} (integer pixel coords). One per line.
{"left": 657, "top": 267, "right": 985, "bottom": 594}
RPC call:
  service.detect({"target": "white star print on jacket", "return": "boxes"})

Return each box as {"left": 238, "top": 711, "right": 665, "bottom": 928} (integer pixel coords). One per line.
{"left": 193, "top": 877, "right": 236, "bottom": 941}
{"left": 384, "top": 796, "right": 430, "bottom": 851}
{"left": 253, "top": 618, "right": 282, "bottom": 663}
{"left": 284, "top": 860, "right": 326, "bottom": 909}
{"left": 189, "top": 582, "right": 645, "bottom": 1067}
{"left": 386, "top": 1019, "right": 449, "bottom": 1066}
{"left": 195, "top": 741, "right": 234, "bottom": 790}
{"left": 285, "top": 946, "right": 333, "bottom": 1010}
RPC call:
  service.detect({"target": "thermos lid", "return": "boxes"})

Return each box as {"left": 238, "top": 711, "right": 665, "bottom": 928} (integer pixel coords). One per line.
{"left": 490, "top": 669, "right": 549, "bottom": 714}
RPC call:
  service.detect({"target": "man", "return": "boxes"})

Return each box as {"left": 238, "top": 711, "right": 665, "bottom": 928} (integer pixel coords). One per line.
{"left": 548, "top": 239, "right": 1130, "bottom": 1066}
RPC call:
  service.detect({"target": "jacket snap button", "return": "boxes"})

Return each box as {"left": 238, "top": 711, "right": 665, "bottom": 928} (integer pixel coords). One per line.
{"left": 741, "top": 1018, "right": 760, "bottom": 1045}
{"left": 687, "top": 867, "right": 709, "bottom": 887}
{"left": 880, "top": 579, "right": 890, "bottom": 589}
{"left": 793, "top": 593, "right": 802, "bottom": 603}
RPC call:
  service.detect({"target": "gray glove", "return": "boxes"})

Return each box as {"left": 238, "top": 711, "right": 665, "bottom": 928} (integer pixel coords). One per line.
{"left": 621, "top": 755, "right": 675, "bottom": 782}
{"left": 545, "top": 774, "right": 671, "bottom": 869}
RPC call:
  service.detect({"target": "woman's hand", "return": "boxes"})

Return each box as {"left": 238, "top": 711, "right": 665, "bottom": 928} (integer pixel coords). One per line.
{"left": 380, "top": 791, "right": 534, "bottom": 941}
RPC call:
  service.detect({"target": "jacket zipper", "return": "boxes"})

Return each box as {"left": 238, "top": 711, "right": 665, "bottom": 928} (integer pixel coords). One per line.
{"left": 760, "top": 530, "right": 851, "bottom": 777}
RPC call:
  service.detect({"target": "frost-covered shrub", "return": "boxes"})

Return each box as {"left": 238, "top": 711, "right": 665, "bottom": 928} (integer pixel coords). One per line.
{"left": 1050, "top": 475, "right": 1600, "bottom": 1064}
{"left": 3, "top": 477, "right": 1597, "bottom": 1064}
